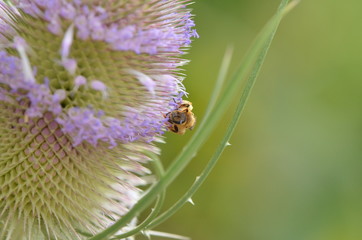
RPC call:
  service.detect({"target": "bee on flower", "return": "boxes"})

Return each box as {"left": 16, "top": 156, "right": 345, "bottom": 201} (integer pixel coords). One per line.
{"left": 164, "top": 100, "right": 196, "bottom": 135}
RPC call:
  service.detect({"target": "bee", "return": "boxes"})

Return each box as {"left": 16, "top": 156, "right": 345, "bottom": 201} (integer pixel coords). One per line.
{"left": 164, "top": 100, "right": 196, "bottom": 135}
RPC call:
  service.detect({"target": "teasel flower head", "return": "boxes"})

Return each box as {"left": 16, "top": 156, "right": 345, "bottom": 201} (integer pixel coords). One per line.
{"left": 0, "top": 0, "right": 198, "bottom": 239}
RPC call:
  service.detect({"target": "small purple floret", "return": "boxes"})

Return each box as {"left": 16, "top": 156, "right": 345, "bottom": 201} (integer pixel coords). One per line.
{"left": 57, "top": 105, "right": 168, "bottom": 148}
{"left": 0, "top": 50, "right": 66, "bottom": 118}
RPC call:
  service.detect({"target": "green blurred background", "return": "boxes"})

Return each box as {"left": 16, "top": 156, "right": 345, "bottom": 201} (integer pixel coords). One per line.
{"left": 147, "top": 0, "right": 362, "bottom": 239}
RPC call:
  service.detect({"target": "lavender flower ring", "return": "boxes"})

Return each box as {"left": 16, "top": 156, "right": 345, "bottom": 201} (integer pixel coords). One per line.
{"left": 0, "top": 0, "right": 198, "bottom": 239}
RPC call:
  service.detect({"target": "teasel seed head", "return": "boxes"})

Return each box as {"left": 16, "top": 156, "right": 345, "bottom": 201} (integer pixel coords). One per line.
{"left": 0, "top": 0, "right": 198, "bottom": 239}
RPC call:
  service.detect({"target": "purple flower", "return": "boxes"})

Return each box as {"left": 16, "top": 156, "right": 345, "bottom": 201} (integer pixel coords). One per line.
{"left": 0, "top": 0, "right": 197, "bottom": 239}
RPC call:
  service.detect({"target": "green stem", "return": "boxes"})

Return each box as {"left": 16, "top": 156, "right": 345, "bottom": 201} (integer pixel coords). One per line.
{"left": 204, "top": 45, "right": 234, "bottom": 117}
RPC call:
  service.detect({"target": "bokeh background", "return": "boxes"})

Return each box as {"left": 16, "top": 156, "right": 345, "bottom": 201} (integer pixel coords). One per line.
{"left": 144, "top": 0, "right": 362, "bottom": 239}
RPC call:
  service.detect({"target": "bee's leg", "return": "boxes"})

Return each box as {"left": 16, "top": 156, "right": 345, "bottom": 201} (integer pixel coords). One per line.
{"left": 170, "top": 125, "right": 178, "bottom": 133}
{"left": 162, "top": 112, "right": 171, "bottom": 119}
